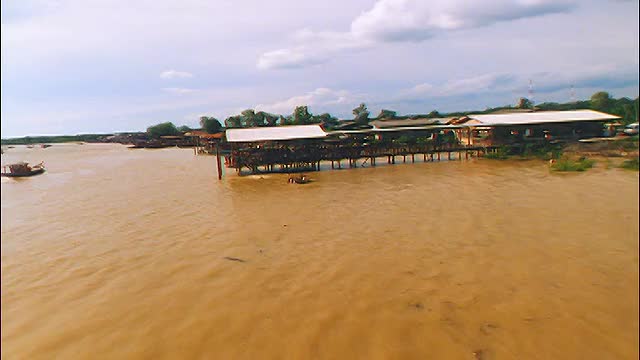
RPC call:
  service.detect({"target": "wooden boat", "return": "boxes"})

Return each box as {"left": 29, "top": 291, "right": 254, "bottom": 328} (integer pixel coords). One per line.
{"left": 288, "top": 174, "right": 310, "bottom": 184}
{"left": 1, "top": 162, "right": 46, "bottom": 177}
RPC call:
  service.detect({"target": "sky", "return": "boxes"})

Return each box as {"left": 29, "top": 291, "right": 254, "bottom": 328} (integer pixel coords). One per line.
{"left": 1, "top": 0, "right": 638, "bottom": 137}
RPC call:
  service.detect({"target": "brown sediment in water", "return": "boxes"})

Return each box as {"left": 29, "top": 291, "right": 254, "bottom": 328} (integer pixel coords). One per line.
{"left": 1, "top": 144, "right": 638, "bottom": 359}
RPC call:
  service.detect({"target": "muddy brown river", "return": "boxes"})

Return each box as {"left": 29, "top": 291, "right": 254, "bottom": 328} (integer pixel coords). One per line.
{"left": 1, "top": 144, "right": 638, "bottom": 359}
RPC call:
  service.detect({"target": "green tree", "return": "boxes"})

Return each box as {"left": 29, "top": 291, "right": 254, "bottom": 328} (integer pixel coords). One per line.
{"left": 427, "top": 110, "right": 442, "bottom": 118}
{"left": 258, "top": 111, "right": 279, "bottom": 126}
{"left": 225, "top": 115, "right": 242, "bottom": 128}
{"left": 240, "top": 109, "right": 263, "bottom": 127}
{"left": 199, "top": 117, "right": 222, "bottom": 133}
{"left": 590, "top": 91, "right": 612, "bottom": 112}
{"left": 279, "top": 115, "right": 291, "bottom": 126}
{"left": 292, "top": 106, "right": 313, "bottom": 125}
{"left": 516, "top": 98, "right": 533, "bottom": 109}
{"left": 178, "top": 125, "right": 192, "bottom": 133}
{"left": 147, "top": 122, "right": 180, "bottom": 137}
{"left": 377, "top": 109, "right": 397, "bottom": 119}
{"left": 353, "top": 103, "right": 370, "bottom": 124}
{"left": 314, "top": 113, "right": 339, "bottom": 128}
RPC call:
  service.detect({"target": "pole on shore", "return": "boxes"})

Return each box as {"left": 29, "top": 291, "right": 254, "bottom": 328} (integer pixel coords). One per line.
{"left": 216, "top": 143, "right": 223, "bottom": 180}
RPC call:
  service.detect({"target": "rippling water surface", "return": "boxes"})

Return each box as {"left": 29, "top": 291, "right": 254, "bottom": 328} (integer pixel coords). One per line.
{"left": 1, "top": 144, "right": 638, "bottom": 359}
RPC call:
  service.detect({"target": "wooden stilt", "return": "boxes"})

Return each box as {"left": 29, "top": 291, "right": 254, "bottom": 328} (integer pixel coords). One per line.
{"left": 215, "top": 144, "right": 222, "bottom": 180}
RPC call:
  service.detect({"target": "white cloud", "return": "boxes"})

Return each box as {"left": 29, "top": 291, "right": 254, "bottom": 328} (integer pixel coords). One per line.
{"left": 160, "top": 70, "right": 193, "bottom": 79}
{"left": 402, "top": 73, "right": 517, "bottom": 98}
{"left": 257, "top": 48, "right": 328, "bottom": 70}
{"left": 397, "top": 64, "right": 639, "bottom": 104}
{"left": 350, "top": 0, "right": 574, "bottom": 41}
{"left": 257, "top": 0, "right": 576, "bottom": 69}
{"left": 162, "top": 87, "right": 196, "bottom": 95}
{"left": 256, "top": 88, "right": 359, "bottom": 114}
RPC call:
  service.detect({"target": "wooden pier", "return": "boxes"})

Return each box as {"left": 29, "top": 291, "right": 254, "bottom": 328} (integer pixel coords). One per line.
{"left": 224, "top": 142, "right": 499, "bottom": 175}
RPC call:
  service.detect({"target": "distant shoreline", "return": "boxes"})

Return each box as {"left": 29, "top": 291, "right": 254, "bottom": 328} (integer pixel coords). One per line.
{"left": 1, "top": 133, "right": 122, "bottom": 146}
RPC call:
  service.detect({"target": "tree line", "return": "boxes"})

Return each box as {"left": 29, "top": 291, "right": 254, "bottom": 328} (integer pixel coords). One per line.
{"left": 3, "top": 91, "right": 635, "bottom": 143}
{"left": 145, "top": 91, "right": 638, "bottom": 137}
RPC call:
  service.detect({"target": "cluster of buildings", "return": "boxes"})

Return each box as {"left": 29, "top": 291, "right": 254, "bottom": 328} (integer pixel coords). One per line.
{"left": 194, "top": 109, "right": 622, "bottom": 176}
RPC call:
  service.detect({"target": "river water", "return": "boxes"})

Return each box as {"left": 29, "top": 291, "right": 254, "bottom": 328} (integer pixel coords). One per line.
{"left": 1, "top": 144, "right": 638, "bottom": 359}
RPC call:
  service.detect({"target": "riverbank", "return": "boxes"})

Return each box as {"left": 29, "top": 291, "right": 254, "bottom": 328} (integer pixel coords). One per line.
{"left": 482, "top": 136, "right": 639, "bottom": 172}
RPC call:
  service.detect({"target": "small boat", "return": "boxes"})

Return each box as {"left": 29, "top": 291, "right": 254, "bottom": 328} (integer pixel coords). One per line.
{"left": 288, "top": 174, "right": 310, "bottom": 184}
{"left": 1, "top": 162, "right": 46, "bottom": 177}
{"left": 40, "top": 144, "right": 52, "bottom": 148}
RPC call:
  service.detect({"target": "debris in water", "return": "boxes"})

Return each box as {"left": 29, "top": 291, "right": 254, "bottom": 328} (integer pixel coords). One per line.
{"left": 480, "top": 323, "right": 499, "bottom": 335}
{"left": 409, "top": 302, "right": 424, "bottom": 310}
{"left": 472, "top": 349, "right": 485, "bottom": 360}
{"left": 224, "top": 257, "right": 246, "bottom": 263}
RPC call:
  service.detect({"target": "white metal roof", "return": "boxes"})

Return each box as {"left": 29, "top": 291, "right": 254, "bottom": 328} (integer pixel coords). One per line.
{"left": 226, "top": 125, "right": 327, "bottom": 142}
{"left": 330, "top": 124, "right": 461, "bottom": 134}
{"left": 466, "top": 109, "right": 620, "bottom": 126}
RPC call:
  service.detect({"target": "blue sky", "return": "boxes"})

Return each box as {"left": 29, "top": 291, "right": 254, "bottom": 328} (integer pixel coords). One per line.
{"left": 1, "top": 0, "right": 638, "bottom": 137}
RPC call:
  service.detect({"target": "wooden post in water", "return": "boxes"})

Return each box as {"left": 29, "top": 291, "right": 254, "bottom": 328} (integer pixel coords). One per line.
{"left": 215, "top": 143, "right": 222, "bottom": 180}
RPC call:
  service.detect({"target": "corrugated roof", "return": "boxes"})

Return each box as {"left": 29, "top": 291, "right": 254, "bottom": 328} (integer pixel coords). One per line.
{"left": 467, "top": 110, "right": 619, "bottom": 126}
{"left": 330, "top": 124, "right": 462, "bottom": 134}
{"left": 226, "top": 125, "right": 327, "bottom": 142}
{"left": 370, "top": 118, "right": 445, "bottom": 128}
{"left": 185, "top": 131, "right": 224, "bottom": 139}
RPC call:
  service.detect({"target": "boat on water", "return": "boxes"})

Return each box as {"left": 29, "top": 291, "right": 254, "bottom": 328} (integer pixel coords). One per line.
{"left": 288, "top": 174, "right": 310, "bottom": 184}
{"left": 1, "top": 162, "right": 46, "bottom": 177}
